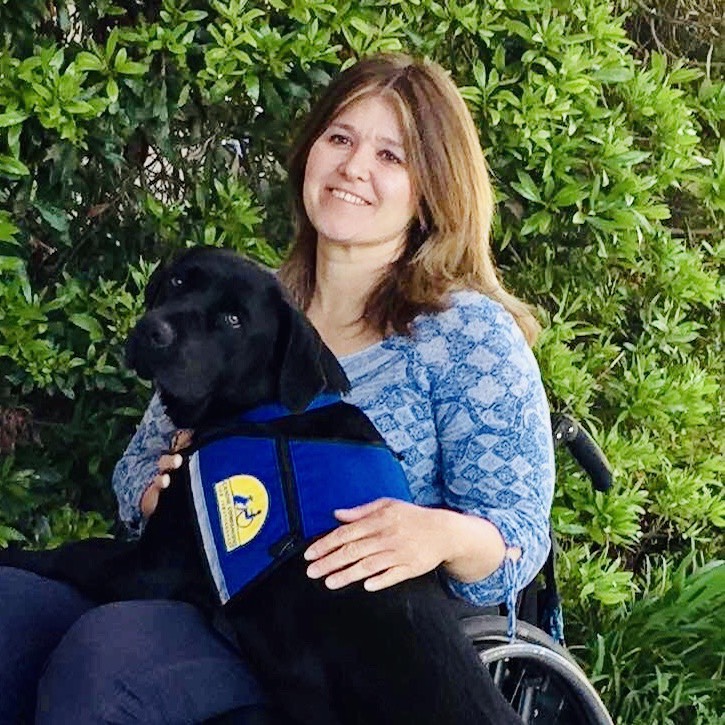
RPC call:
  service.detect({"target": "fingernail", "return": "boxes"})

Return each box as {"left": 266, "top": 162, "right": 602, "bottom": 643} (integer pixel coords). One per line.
{"left": 303, "top": 547, "right": 316, "bottom": 560}
{"left": 173, "top": 454, "right": 182, "bottom": 468}
{"left": 306, "top": 565, "right": 320, "bottom": 578}
{"left": 161, "top": 474, "right": 170, "bottom": 488}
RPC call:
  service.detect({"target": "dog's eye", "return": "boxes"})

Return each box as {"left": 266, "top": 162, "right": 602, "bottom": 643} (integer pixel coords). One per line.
{"left": 170, "top": 276, "right": 184, "bottom": 288}
{"left": 222, "top": 313, "right": 241, "bottom": 328}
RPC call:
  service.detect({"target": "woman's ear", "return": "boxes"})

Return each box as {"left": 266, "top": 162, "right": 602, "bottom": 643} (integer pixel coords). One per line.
{"left": 276, "top": 300, "right": 350, "bottom": 413}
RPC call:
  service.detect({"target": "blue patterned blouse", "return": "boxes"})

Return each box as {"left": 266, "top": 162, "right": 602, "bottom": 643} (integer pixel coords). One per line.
{"left": 112, "top": 290, "right": 555, "bottom": 608}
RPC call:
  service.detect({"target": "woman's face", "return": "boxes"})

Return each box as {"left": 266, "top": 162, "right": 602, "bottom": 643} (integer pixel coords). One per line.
{"left": 302, "top": 94, "right": 417, "bottom": 253}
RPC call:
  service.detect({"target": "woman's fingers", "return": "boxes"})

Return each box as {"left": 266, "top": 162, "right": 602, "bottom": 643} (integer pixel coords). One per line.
{"left": 332, "top": 498, "right": 392, "bottom": 522}
{"left": 152, "top": 472, "right": 171, "bottom": 489}
{"left": 140, "top": 432, "right": 191, "bottom": 520}
{"left": 363, "top": 566, "right": 409, "bottom": 592}
{"left": 322, "top": 552, "right": 400, "bottom": 590}
{"left": 304, "top": 501, "right": 449, "bottom": 592}
{"left": 142, "top": 449, "right": 184, "bottom": 519}
{"left": 141, "top": 478, "right": 164, "bottom": 518}
{"left": 305, "top": 518, "right": 382, "bottom": 563}
{"left": 157, "top": 453, "right": 183, "bottom": 474}
{"left": 305, "top": 499, "right": 394, "bottom": 561}
{"left": 306, "top": 536, "right": 391, "bottom": 579}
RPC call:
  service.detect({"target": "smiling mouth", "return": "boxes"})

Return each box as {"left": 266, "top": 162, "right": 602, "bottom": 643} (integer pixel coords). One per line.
{"left": 330, "top": 188, "right": 371, "bottom": 206}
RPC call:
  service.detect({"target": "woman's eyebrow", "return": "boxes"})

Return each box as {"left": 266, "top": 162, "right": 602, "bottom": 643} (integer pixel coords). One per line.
{"left": 328, "top": 121, "right": 404, "bottom": 149}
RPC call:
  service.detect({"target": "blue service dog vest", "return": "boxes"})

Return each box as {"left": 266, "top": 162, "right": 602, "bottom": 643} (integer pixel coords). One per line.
{"left": 187, "top": 395, "right": 412, "bottom": 606}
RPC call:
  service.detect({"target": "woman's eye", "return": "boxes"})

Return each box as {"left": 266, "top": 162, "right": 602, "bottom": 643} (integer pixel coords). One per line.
{"left": 380, "top": 149, "right": 403, "bottom": 164}
{"left": 222, "top": 313, "right": 241, "bottom": 328}
{"left": 328, "top": 133, "right": 350, "bottom": 145}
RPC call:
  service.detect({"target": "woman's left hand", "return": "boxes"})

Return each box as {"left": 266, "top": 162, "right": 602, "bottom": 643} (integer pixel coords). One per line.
{"left": 303, "top": 498, "right": 450, "bottom": 592}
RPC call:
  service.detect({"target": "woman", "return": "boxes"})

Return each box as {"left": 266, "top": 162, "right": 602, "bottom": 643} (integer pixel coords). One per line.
{"left": 0, "top": 53, "right": 554, "bottom": 723}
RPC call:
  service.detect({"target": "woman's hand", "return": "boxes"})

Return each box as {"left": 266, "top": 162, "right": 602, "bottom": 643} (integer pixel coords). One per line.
{"left": 140, "top": 430, "right": 193, "bottom": 519}
{"left": 303, "top": 498, "right": 451, "bottom": 592}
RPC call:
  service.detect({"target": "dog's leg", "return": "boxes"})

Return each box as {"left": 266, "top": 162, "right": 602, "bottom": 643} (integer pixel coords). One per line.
{"left": 228, "top": 566, "right": 346, "bottom": 725}
{"left": 229, "top": 560, "right": 520, "bottom": 725}
{"left": 313, "top": 574, "right": 523, "bottom": 725}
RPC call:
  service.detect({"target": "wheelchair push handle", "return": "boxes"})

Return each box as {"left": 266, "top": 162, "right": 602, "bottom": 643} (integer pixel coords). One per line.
{"left": 551, "top": 414, "right": 612, "bottom": 492}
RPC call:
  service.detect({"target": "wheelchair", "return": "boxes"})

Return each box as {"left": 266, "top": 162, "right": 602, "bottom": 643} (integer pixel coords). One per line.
{"left": 454, "top": 414, "right": 615, "bottom": 724}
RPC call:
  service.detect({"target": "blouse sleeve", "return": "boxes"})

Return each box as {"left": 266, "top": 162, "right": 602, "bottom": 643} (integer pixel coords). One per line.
{"left": 112, "top": 392, "right": 176, "bottom": 536}
{"left": 421, "top": 294, "right": 555, "bottom": 607}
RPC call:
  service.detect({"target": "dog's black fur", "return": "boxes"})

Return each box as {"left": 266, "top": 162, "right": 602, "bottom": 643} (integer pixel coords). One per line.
{"left": 1, "top": 248, "right": 520, "bottom": 725}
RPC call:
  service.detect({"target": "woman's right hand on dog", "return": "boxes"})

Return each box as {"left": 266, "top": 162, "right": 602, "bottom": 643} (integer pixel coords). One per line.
{"left": 141, "top": 430, "right": 193, "bottom": 519}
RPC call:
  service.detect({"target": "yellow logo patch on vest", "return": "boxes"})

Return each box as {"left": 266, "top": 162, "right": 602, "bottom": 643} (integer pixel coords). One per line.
{"left": 214, "top": 474, "right": 269, "bottom": 552}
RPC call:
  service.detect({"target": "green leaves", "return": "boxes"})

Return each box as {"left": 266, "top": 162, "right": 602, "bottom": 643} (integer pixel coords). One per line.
{"left": 33, "top": 201, "right": 69, "bottom": 233}
{"left": 0, "top": 109, "right": 29, "bottom": 127}
{"left": 0, "top": 154, "right": 30, "bottom": 177}
{"left": 584, "top": 555, "right": 725, "bottom": 722}
{"left": 74, "top": 51, "right": 105, "bottom": 73}
{"left": 511, "top": 170, "right": 542, "bottom": 203}
{"left": 113, "top": 48, "right": 147, "bottom": 76}
{"left": 68, "top": 313, "right": 104, "bottom": 342}
{"left": 0, "top": 212, "right": 20, "bottom": 244}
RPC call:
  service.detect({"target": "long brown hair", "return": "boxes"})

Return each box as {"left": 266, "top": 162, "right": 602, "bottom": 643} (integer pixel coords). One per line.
{"left": 278, "top": 53, "right": 540, "bottom": 345}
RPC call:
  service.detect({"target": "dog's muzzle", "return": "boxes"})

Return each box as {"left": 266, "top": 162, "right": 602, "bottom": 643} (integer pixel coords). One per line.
{"left": 125, "top": 315, "right": 177, "bottom": 380}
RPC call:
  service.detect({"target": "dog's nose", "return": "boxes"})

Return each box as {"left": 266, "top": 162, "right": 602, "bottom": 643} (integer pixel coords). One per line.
{"left": 145, "top": 318, "right": 176, "bottom": 349}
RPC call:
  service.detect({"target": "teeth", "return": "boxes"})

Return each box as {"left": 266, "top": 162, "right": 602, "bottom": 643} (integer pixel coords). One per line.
{"left": 331, "top": 189, "right": 369, "bottom": 206}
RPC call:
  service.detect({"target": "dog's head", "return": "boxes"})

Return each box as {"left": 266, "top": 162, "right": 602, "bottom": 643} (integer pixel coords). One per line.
{"left": 125, "top": 247, "right": 350, "bottom": 428}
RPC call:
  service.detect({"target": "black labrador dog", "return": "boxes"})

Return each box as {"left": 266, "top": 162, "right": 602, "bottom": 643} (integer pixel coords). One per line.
{"left": 1, "top": 248, "right": 520, "bottom": 725}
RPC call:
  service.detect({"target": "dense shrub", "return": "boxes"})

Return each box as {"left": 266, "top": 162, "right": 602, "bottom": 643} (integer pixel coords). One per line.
{"left": 1, "top": 1, "right": 722, "bottom": 721}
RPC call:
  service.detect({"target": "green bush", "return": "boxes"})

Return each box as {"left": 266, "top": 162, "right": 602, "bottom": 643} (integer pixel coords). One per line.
{"left": 1, "top": 1, "right": 722, "bottom": 721}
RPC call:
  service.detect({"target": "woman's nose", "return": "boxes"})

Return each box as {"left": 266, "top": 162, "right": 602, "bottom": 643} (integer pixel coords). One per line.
{"left": 338, "top": 144, "right": 371, "bottom": 180}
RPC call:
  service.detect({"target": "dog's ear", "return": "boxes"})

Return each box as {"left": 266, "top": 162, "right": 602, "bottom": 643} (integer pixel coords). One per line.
{"left": 144, "top": 260, "right": 168, "bottom": 309}
{"left": 277, "top": 303, "right": 351, "bottom": 413}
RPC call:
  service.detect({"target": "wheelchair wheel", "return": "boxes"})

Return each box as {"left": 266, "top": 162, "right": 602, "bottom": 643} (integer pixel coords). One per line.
{"left": 460, "top": 615, "right": 613, "bottom": 725}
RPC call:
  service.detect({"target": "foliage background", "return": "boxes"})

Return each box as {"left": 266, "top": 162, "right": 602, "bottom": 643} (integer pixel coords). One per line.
{"left": 0, "top": 0, "right": 722, "bottom": 722}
